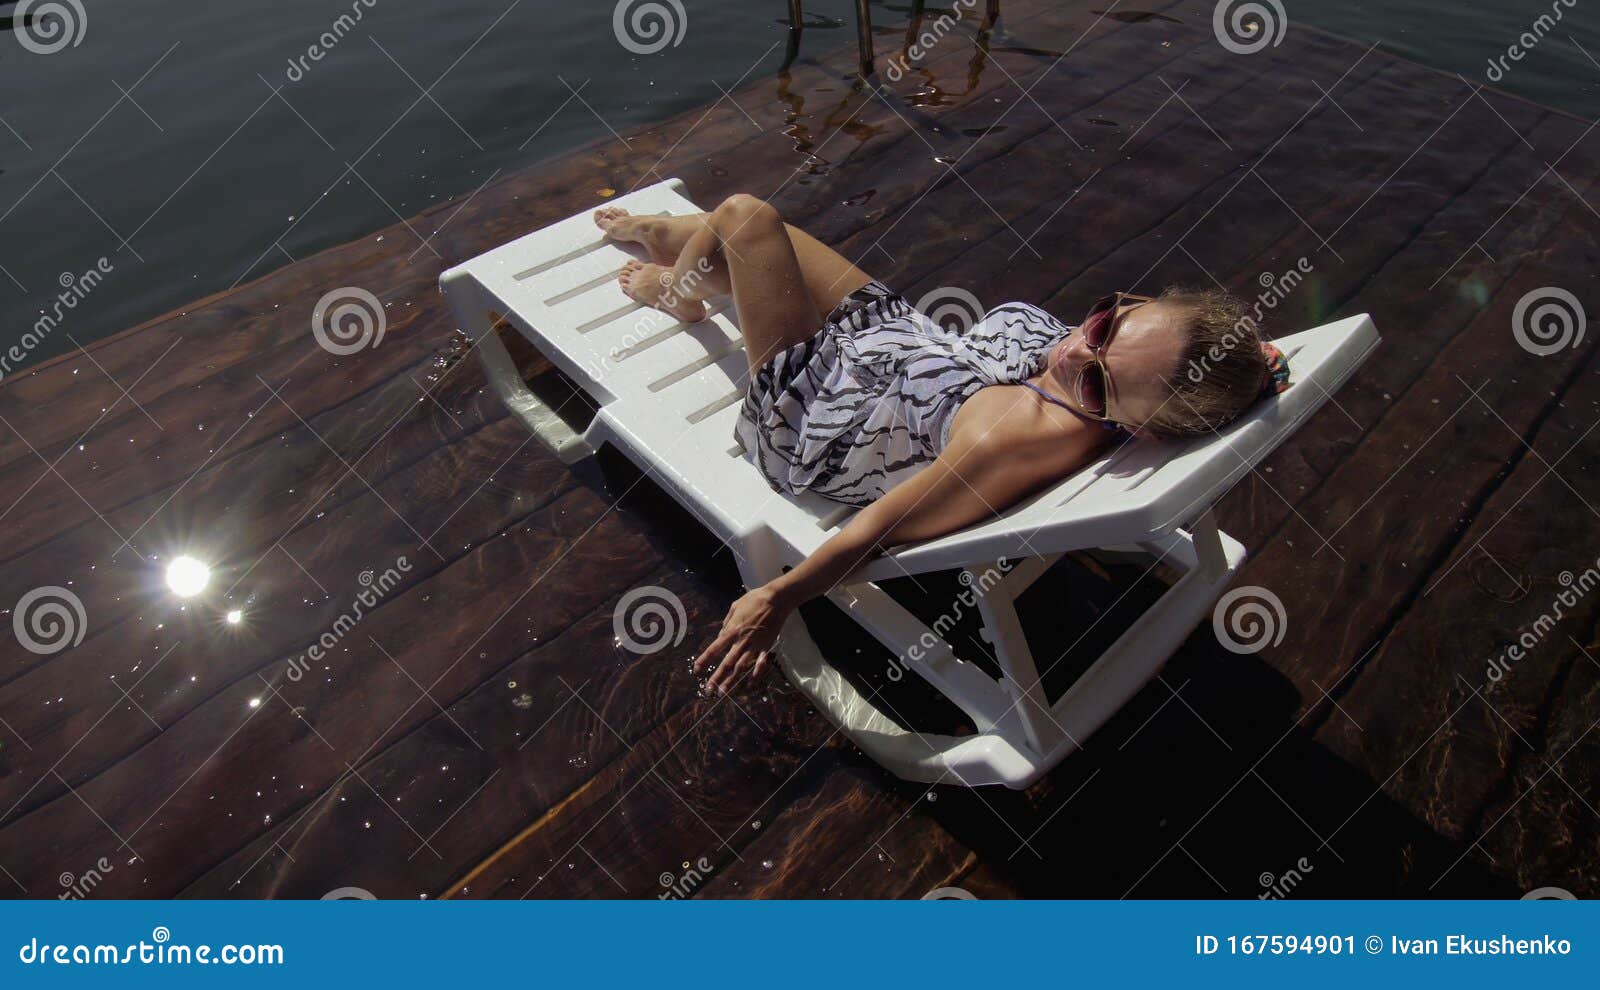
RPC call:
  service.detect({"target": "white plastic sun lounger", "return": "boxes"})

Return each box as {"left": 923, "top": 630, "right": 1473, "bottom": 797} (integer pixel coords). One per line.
{"left": 440, "top": 178, "right": 1380, "bottom": 789}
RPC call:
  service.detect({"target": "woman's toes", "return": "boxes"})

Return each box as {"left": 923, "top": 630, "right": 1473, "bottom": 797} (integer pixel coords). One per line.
{"left": 594, "top": 207, "right": 631, "bottom": 232}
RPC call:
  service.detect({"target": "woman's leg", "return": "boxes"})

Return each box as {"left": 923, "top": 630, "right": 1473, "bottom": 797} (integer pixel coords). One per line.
{"left": 597, "top": 199, "right": 874, "bottom": 370}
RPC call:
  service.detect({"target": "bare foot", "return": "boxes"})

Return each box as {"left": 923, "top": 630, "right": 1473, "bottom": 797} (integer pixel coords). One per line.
{"left": 618, "top": 260, "right": 707, "bottom": 323}
{"left": 594, "top": 207, "right": 679, "bottom": 265}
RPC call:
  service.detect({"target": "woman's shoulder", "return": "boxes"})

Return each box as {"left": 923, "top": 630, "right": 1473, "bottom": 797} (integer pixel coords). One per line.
{"left": 948, "top": 383, "right": 1105, "bottom": 458}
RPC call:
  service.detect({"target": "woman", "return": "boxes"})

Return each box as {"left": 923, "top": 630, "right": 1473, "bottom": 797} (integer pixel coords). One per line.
{"left": 594, "top": 194, "right": 1287, "bottom": 695}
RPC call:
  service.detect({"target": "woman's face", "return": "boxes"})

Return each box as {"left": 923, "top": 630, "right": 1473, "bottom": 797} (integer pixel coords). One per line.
{"left": 1046, "top": 298, "right": 1186, "bottom": 429}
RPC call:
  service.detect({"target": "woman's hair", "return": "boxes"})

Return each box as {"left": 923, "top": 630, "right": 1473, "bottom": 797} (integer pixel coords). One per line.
{"left": 1144, "top": 287, "right": 1270, "bottom": 438}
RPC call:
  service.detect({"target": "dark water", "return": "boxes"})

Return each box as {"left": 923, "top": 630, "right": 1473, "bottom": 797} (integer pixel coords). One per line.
{"left": 1, "top": 0, "right": 1595, "bottom": 372}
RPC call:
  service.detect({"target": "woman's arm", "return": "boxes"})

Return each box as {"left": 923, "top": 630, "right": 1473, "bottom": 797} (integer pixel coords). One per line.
{"left": 694, "top": 422, "right": 1060, "bottom": 694}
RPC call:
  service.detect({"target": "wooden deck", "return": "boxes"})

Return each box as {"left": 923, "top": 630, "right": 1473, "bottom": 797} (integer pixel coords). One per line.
{"left": 1, "top": 0, "right": 1597, "bottom": 899}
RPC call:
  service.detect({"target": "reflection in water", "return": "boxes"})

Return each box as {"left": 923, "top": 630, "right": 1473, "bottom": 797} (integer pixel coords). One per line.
{"left": 773, "top": 73, "right": 887, "bottom": 180}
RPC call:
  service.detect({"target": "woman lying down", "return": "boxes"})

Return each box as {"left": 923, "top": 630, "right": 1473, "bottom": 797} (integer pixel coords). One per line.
{"left": 593, "top": 195, "right": 1288, "bottom": 695}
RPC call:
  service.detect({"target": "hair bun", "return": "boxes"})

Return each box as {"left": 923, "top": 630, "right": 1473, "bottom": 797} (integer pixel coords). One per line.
{"left": 1261, "top": 342, "right": 1291, "bottom": 396}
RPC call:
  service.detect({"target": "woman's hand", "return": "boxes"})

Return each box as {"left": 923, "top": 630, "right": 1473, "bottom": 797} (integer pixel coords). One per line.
{"left": 694, "top": 584, "right": 791, "bottom": 695}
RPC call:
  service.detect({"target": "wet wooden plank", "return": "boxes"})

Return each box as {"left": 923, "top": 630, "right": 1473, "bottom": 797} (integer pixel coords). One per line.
{"left": 0, "top": 483, "right": 659, "bottom": 896}
{"left": 1309, "top": 291, "right": 1600, "bottom": 843}
{"left": 0, "top": 412, "right": 575, "bottom": 820}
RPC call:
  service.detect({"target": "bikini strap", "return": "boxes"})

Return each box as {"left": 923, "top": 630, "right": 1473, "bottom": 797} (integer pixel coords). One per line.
{"left": 1018, "top": 380, "right": 1123, "bottom": 432}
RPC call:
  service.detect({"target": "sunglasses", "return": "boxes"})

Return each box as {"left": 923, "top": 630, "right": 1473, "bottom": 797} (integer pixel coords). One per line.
{"left": 1073, "top": 291, "right": 1154, "bottom": 421}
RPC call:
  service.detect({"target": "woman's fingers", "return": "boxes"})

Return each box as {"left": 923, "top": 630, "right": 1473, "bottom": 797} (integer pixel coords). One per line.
{"left": 694, "top": 630, "right": 732, "bottom": 674}
{"left": 704, "top": 647, "right": 772, "bottom": 696}
{"left": 707, "top": 646, "right": 750, "bottom": 695}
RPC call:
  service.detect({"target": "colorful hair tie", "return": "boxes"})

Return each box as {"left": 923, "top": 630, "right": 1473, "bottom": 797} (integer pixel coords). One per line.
{"left": 1261, "top": 342, "right": 1291, "bottom": 396}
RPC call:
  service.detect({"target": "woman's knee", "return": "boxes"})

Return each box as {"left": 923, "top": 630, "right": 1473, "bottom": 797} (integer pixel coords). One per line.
{"left": 712, "top": 194, "right": 779, "bottom": 237}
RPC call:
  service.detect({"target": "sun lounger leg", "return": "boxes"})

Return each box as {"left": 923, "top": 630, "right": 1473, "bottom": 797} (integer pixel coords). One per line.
{"left": 440, "top": 271, "right": 596, "bottom": 464}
